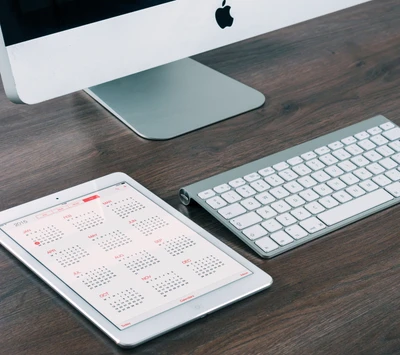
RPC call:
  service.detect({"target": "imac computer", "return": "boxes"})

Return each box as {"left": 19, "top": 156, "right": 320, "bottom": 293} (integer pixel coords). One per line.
{"left": 0, "top": 0, "right": 370, "bottom": 140}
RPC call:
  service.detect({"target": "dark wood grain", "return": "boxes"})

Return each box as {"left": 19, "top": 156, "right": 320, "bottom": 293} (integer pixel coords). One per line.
{"left": 1, "top": 1, "right": 400, "bottom": 354}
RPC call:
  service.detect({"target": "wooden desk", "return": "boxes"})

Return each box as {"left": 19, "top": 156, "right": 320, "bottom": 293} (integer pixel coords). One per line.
{"left": 1, "top": 1, "right": 399, "bottom": 353}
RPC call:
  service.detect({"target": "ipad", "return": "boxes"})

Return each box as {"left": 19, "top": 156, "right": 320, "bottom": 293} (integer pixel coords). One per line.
{"left": 0, "top": 172, "right": 272, "bottom": 348}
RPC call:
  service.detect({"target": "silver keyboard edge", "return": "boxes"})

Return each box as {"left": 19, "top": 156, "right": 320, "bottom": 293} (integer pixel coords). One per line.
{"left": 181, "top": 115, "right": 389, "bottom": 195}
{"left": 186, "top": 194, "right": 399, "bottom": 258}
{"left": 179, "top": 115, "right": 399, "bottom": 258}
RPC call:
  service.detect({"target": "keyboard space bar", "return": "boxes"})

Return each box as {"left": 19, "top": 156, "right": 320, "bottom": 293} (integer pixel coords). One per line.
{"left": 318, "top": 190, "right": 394, "bottom": 226}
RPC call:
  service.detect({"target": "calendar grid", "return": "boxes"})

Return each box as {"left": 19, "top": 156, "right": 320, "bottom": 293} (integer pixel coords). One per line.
{"left": 2, "top": 182, "right": 251, "bottom": 330}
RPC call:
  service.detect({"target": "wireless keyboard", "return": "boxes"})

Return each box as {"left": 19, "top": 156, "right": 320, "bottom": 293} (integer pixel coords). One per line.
{"left": 179, "top": 115, "right": 400, "bottom": 258}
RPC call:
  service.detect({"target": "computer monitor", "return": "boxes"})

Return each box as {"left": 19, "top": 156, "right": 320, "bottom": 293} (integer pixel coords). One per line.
{"left": 0, "top": 0, "right": 370, "bottom": 139}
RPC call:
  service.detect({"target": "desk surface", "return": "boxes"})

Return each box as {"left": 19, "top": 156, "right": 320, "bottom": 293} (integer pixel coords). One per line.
{"left": 1, "top": 1, "right": 400, "bottom": 354}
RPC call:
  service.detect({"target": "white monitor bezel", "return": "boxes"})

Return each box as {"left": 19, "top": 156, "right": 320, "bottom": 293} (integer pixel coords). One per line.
{"left": 0, "top": 0, "right": 370, "bottom": 104}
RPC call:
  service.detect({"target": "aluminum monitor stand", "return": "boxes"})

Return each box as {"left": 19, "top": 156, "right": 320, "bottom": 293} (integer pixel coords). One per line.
{"left": 85, "top": 58, "right": 265, "bottom": 140}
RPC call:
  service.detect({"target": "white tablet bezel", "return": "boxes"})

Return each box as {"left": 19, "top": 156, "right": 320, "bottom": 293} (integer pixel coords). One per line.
{"left": 0, "top": 172, "right": 272, "bottom": 347}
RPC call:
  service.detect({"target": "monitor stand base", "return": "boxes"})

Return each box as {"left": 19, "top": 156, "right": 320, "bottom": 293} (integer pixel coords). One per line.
{"left": 85, "top": 58, "right": 265, "bottom": 140}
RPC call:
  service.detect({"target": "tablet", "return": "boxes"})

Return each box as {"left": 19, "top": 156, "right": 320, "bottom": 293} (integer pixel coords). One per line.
{"left": 0, "top": 172, "right": 272, "bottom": 347}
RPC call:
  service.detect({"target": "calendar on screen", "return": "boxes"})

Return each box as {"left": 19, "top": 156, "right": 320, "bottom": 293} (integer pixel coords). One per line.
{"left": 1, "top": 182, "right": 251, "bottom": 329}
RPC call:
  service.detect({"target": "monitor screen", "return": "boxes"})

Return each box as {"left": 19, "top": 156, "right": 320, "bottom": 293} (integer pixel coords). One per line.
{"left": 0, "top": 0, "right": 174, "bottom": 46}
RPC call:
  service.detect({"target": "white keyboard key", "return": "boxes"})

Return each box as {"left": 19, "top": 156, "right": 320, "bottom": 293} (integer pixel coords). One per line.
{"left": 367, "top": 126, "right": 382, "bottom": 135}
{"left": 206, "top": 196, "right": 228, "bottom": 209}
{"left": 385, "top": 182, "right": 400, "bottom": 197}
{"left": 359, "top": 179, "right": 379, "bottom": 192}
{"left": 270, "top": 201, "right": 291, "bottom": 213}
{"left": 256, "top": 206, "right": 277, "bottom": 220}
{"left": 221, "top": 190, "right": 242, "bottom": 204}
{"left": 315, "top": 146, "right": 330, "bottom": 155}
{"left": 357, "top": 139, "right": 376, "bottom": 151}
{"left": 273, "top": 162, "right": 290, "bottom": 171}
{"left": 379, "top": 158, "right": 398, "bottom": 170}
{"left": 376, "top": 145, "right": 395, "bottom": 157}
{"left": 285, "top": 194, "right": 306, "bottom": 207}
{"left": 325, "top": 165, "right": 344, "bottom": 178}
{"left": 319, "top": 154, "right": 338, "bottom": 166}
{"left": 243, "top": 224, "right": 268, "bottom": 240}
{"left": 284, "top": 181, "right": 304, "bottom": 194}
{"left": 363, "top": 150, "right": 383, "bottom": 162}
{"left": 229, "top": 178, "right": 246, "bottom": 188}
{"left": 385, "top": 169, "right": 400, "bottom": 181}
{"left": 313, "top": 183, "right": 333, "bottom": 197}
{"left": 382, "top": 127, "right": 400, "bottom": 141}
{"left": 236, "top": 185, "right": 257, "bottom": 198}
{"left": 255, "top": 236, "right": 279, "bottom": 253}
{"left": 366, "top": 163, "right": 386, "bottom": 175}
{"left": 270, "top": 231, "right": 294, "bottom": 246}
{"left": 198, "top": 189, "right": 216, "bottom": 199}
{"left": 218, "top": 203, "right": 247, "bottom": 219}
{"left": 230, "top": 212, "right": 263, "bottom": 230}
{"left": 213, "top": 183, "right": 231, "bottom": 194}
{"left": 332, "top": 191, "right": 353, "bottom": 203}
{"left": 271, "top": 201, "right": 291, "bottom": 213}
{"left": 311, "top": 171, "right": 331, "bottom": 183}
{"left": 380, "top": 122, "right": 395, "bottom": 130}
{"left": 265, "top": 174, "right": 285, "bottom": 187}
{"left": 270, "top": 186, "right": 290, "bottom": 199}
{"left": 392, "top": 153, "right": 400, "bottom": 164}
{"left": 346, "top": 185, "right": 366, "bottom": 198}
{"left": 389, "top": 140, "right": 400, "bottom": 152}
{"left": 318, "top": 190, "right": 393, "bottom": 226}
{"left": 255, "top": 192, "right": 276, "bottom": 205}
{"left": 287, "top": 156, "right": 303, "bottom": 166}
{"left": 342, "top": 136, "right": 357, "bottom": 145}
{"left": 327, "top": 178, "right": 347, "bottom": 191}
{"left": 291, "top": 207, "right": 312, "bottom": 221}
{"left": 370, "top": 134, "right": 388, "bottom": 146}
{"left": 297, "top": 176, "right": 318, "bottom": 188}
{"left": 299, "top": 189, "right": 320, "bottom": 202}
{"left": 192, "top": 118, "right": 400, "bottom": 258}
{"left": 345, "top": 144, "right": 364, "bottom": 156}
{"left": 372, "top": 174, "right": 392, "bottom": 187}
{"left": 276, "top": 213, "right": 297, "bottom": 227}
{"left": 332, "top": 149, "right": 351, "bottom": 161}
{"left": 300, "top": 217, "right": 326, "bottom": 234}
{"left": 244, "top": 172, "right": 261, "bottom": 182}
{"left": 353, "top": 168, "right": 372, "bottom": 180}
{"left": 319, "top": 196, "right": 339, "bottom": 209}
{"left": 340, "top": 173, "right": 360, "bottom": 185}
{"left": 259, "top": 167, "right": 275, "bottom": 176}
{"left": 279, "top": 169, "right": 299, "bottom": 182}
{"left": 285, "top": 225, "right": 308, "bottom": 240}
{"left": 301, "top": 151, "right": 317, "bottom": 160}
{"left": 355, "top": 131, "right": 370, "bottom": 140}
{"left": 262, "top": 219, "right": 283, "bottom": 233}
{"left": 240, "top": 197, "right": 262, "bottom": 211}
{"left": 250, "top": 179, "right": 271, "bottom": 192}
{"left": 305, "top": 201, "right": 325, "bottom": 214}
{"left": 328, "top": 141, "right": 344, "bottom": 150}
{"left": 351, "top": 155, "right": 370, "bottom": 167}
{"left": 306, "top": 159, "right": 326, "bottom": 171}
{"left": 292, "top": 164, "right": 312, "bottom": 176}
{"left": 338, "top": 160, "right": 357, "bottom": 172}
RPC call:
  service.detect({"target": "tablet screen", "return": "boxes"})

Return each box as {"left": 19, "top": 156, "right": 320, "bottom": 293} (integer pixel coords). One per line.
{"left": 0, "top": 182, "right": 251, "bottom": 329}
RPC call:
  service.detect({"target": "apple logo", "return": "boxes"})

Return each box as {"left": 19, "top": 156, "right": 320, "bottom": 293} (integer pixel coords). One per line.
{"left": 215, "top": 0, "right": 234, "bottom": 29}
